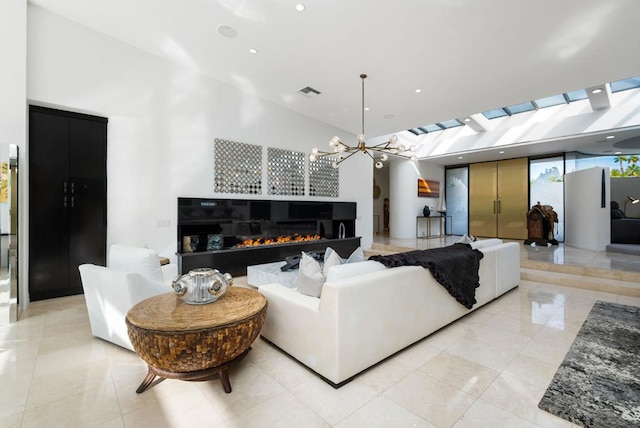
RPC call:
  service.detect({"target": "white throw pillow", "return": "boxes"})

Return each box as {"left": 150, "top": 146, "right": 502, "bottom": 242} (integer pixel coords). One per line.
{"left": 297, "top": 252, "right": 325, "bottom": 297}
{"left": 324, "top": 246, "right": 365, "bottom": 265}
{"left": 322, "top": 248, "right": 343, "bottom": 276}
{"left": 458, "top": 234, "right": 475, "bottom": 244}
{"left": 346, "top": 246, "right": 365, "bottom": 263}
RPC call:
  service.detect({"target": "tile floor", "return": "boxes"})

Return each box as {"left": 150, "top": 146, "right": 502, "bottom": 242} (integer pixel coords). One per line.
{"left": 2, "top": 241, "right": 640, "bottom": 427}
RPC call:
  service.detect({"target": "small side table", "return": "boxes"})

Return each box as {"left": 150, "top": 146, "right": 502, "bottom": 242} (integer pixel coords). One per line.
{"left": 416, "top": 216, "right": 453, "bottom": 238}
{"left": 126, "top": 287, "right": 267, "bottom": 394}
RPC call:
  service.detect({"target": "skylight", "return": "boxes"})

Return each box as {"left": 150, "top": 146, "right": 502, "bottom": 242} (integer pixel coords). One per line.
{"left": 565, "top": 89, "right": 588, "bottom": 102}
{"left": 407, "top": 119, "right": 464, "bottom": 136}
{"left": 504, "top": 101, "right": 535, "bottom": 115}
{"left": 610, "top": 76, "right": 640, "bottom": 93}
{"left": 533, "top": 94, "right": 567, "bottom": 108}
{"left": 482, "top": 108, "right": 508, "bottom": 119}
{"left": 406, "top": 76, "right": 639, "bottom": 134}
{"left": 438, "top": 119, "right": 464, "bottom": 129}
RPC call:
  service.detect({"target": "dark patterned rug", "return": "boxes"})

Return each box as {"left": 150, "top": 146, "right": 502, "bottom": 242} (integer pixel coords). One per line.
{"left": 538, "top": 301, "right": 640, "bottom": 428}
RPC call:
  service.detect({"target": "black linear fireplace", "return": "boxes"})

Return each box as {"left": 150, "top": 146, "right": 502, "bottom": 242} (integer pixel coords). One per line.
{"left": 177, "top": 197, "right": 361, "bottom": 276}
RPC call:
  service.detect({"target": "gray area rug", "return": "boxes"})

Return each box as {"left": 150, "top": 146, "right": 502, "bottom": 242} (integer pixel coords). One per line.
{"left": 538, "top": 301, "right": 640, "bottom": 428}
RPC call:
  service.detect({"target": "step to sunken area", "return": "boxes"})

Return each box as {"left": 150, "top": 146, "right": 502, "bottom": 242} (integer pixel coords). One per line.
{"left": 365, "top": 242, "right": 415, "bottom": 258}
{"left": 521, "top": 261, "right": 640, "bottom": 297}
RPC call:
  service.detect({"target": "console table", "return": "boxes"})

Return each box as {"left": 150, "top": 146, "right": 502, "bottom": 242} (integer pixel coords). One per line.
{"left": 126, "top": 287, "right": 267, "bottom": 394}
{"left": 416, "top": 216, "right": 452, "bottom": 238}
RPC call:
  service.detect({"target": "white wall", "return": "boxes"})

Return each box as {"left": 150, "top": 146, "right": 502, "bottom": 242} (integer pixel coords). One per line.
{"left": 0, "top": 0, "right": 27, "bottom": 314}
{"left": 25, "top": 6, "right": 372, "bottom": 296}
{"left": 565, "top": 167, "right": 610, "bottom": 251}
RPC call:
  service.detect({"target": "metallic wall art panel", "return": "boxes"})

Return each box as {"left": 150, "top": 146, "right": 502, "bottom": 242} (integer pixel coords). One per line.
{"left": 267, "top": 148, "right": 305, "bottom": 196}
{"left": 309, "top": 157, "right": 339, "bottom": 197}
{"left": 214, "top": 138, "right": 262, "bottom": 194}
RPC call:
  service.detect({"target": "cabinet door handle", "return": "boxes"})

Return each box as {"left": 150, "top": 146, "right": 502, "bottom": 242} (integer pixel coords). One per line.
{"left": 63, "top": 196, "right": 67, "bottom": 208}
{"left": 71, "top": 196, "right": 75, "bottom": 208}
{"left": 63, "top": 182, "right": 67, "bottom": 194}
{"left": 71, "top": 182, "right": 75, "bottom": 194}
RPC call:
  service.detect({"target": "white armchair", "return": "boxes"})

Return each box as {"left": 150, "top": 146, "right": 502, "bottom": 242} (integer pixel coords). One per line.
{"left": 78, "top": 244, "right": 178, "bottom": 351}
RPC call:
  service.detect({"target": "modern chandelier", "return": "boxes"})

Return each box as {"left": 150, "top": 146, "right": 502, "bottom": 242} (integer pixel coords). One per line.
{"left": 310, "top": 74, "right": 417, "bottom": 168}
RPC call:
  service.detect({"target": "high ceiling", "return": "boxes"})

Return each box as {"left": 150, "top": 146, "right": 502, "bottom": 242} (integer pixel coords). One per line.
{"left": 29, "top": 0, "right": 640, "bottom": 159}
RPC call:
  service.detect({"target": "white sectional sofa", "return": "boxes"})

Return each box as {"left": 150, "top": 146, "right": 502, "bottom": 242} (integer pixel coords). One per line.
{"left": 258, "top": 239, "right": 520, "bottom": 386}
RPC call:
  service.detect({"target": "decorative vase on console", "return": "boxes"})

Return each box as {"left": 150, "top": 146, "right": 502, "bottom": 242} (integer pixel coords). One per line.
{"left": 422, "top": 206, "right": 430, "bottom": 217}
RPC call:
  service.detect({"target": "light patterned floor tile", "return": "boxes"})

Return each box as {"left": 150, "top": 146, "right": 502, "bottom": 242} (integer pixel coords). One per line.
{"left": 226, "top": 391, "right": 330, "bottom": 428}
{"left": 21, "top": 383, "right": 121, "bottom": 428}
{"left": 383, "top": 371, "right": 477, "bottom": 428}
{"left": 453, "top": 398, "right": 538, "bottom": 428}
{"left": 290, "top": 376, "right": 378, "bottom": 425}
{"left": 417, "top": 352, "right": 500, "bottom": 397}
{"left": 480, "top": 373, "right": 572, "bottom": 427}
{"left": 335, "top": 396, "right": 434, "bottom": 428}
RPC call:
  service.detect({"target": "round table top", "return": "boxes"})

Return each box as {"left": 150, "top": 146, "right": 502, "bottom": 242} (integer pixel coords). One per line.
{"left": 126, "top": 287, "right": 266, "bottom": 332}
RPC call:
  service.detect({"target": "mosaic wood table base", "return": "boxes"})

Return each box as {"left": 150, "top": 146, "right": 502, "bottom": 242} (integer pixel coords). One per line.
{"left": 126, "top": 288, "right": 267, "bottom": 394}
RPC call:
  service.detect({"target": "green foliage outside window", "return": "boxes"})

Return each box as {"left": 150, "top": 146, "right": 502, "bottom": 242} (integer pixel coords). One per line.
{"left": 612, "top": 155, "right": 640, "bottom": 177}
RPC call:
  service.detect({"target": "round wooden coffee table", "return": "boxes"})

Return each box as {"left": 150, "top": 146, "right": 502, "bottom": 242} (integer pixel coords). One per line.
{"left": 126, "top": 287, "right": 267, "bottom": 394}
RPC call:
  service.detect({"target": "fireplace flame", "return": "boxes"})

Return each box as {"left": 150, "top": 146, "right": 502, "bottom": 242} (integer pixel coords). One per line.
{"left": 235, "top": 233, "right": 321, "bottom": 248}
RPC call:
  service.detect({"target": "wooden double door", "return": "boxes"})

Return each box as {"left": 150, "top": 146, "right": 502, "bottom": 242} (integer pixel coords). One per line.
{"left": 29, "top": 106, "right": 107, "bottom": 300}
{"left": 469, "top": 158, "right": 528, "bottom": 239}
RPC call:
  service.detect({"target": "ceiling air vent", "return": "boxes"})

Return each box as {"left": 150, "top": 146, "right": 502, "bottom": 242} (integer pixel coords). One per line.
{"left": 298, "top": 86, "right": 321, "bottom": 98}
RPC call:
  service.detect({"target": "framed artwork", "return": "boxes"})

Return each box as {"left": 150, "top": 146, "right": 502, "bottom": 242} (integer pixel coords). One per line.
{"left": 418, "top": 178, "right": 440, "bottom": 198}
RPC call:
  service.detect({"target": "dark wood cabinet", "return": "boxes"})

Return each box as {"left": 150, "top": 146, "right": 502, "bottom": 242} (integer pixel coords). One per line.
{"left": 29, "top": 106, "right": 107, "bottom": 300}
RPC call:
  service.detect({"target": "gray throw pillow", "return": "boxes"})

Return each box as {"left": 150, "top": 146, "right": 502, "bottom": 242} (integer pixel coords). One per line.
{"left": 297, "top": 252, "right": 325, "bottom": 297}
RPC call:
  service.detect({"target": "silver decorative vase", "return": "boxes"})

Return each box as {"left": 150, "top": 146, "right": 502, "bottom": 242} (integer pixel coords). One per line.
{"left": 172, "top": 268, "right": 233, "bottom": 304}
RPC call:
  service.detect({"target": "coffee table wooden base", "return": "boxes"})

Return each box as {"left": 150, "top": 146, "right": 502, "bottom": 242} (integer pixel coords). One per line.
{"left": 135, "top": 347, "right": 251, "bottom": 394}
{"left": 126, "top": 289, "right": 267, "bottom": 395}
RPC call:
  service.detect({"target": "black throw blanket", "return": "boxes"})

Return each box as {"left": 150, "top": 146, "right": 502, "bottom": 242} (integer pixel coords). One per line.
{"left": 368, "top": 243, "right": 484, "bottom": 309}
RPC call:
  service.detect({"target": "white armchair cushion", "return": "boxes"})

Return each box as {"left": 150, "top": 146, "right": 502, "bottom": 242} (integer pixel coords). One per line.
{"left": 108, "top": 244, "right": 164, "bottom": 282}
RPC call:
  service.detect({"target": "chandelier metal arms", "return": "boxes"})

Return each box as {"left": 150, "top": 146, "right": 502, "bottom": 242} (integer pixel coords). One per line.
{"left": 310, "top": 74, "right": 417, "bottom": 168}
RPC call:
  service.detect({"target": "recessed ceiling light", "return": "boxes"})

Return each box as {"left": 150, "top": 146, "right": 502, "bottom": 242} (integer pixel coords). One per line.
{"left": 364, "top": 107, "right": 370, "bottom": 111}
{"left": 249, "top": 48, "right": 257, "bottom": 54}
{"left": 415, "top": 89, "right": 422, "bottom": 93}
{"left": 615, "top": 151, "right": 622, "bottom": 154}
{"left": 499, "top": 151, "right": 505, "bottom": 154}
{"left": 458, "top": 156, "right": 463, "bottom": 159}
{"left": 592, "top": 88, "right": 603, "bottom": 94}
{"left": 464, "top": 118, "right": 471, "bottom": 122}
{"left": 606, "top": 135, "right": 615, "bottom": 139}
{"left": 295, "top": 3, "right": 305, "bottom": 12}
{"left": 217, "top": 25, "right": 237, "bottom": 38}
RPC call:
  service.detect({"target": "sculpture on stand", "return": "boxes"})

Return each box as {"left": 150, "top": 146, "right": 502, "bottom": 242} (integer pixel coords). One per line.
{"left": 524, "top": 202, "right": 559, "bottom": 246}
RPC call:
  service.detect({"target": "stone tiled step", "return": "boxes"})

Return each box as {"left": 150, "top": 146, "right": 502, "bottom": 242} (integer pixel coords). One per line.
{"left": 521, "top": 259, "right": 640, "bottom": 283}
{"left": 369, "top": 242, "right": 414, "bottom": 255}
{"left": 521, "top": 267, "right": 640, "bottom": 297}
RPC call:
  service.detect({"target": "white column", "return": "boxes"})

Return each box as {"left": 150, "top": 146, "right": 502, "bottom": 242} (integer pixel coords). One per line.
{"left": 565, "top": 167, "right": 610, "bottom": 251}
{"left": 389, "top": 159, "right": 421, "bottom": 239}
